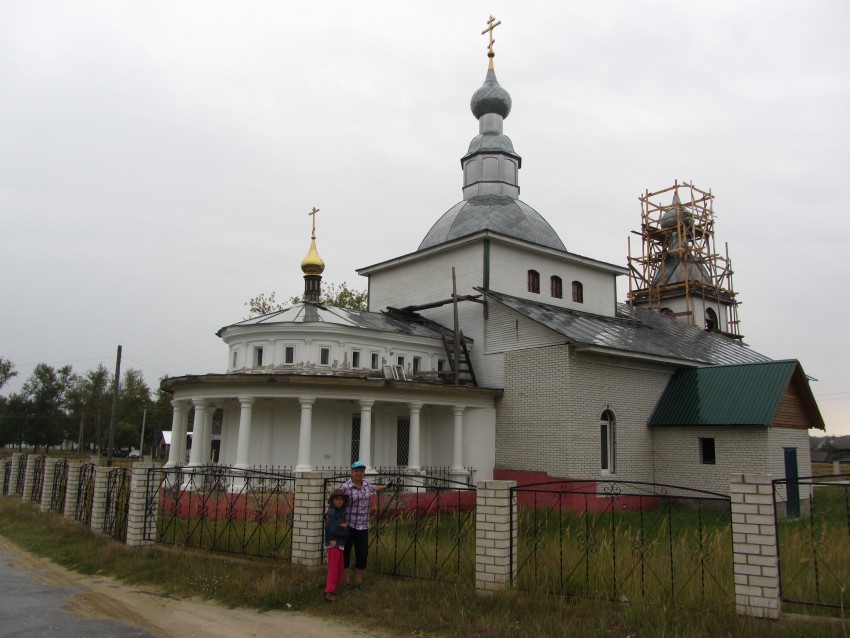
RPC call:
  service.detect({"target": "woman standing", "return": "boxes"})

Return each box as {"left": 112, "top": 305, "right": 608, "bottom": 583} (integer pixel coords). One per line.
{"left": 340, "top": 461, "right": 386, "bottom": 589}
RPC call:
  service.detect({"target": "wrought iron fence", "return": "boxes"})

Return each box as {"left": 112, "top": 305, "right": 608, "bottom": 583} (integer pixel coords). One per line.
{"left": 146, "top": 465, "right": 296, "bottom": 559}
{"left": 511, "top": 480, "right": 732, "bottom": 607}
{"left": 2, "top": 460, "right": 10, "bottom": 496}
{"left": 323, "top": 470, "right": 477, "bottom": 583}
{"left": 774, "top": 474, "right": 850, "bottom": 610}
{"left": 30, "top": 455, "right": 47, "bottom": 503}
{"left": 14, "top": 455, "right": 27, "bottom": 496}
{"left": 104, "top": 468, "right": 131, "bottom": 541}
{"left": 50, "top": 459, "right": 69, "bottom": 513}
{"left": 74, "top": 463, "right": 96, "bottom": 525}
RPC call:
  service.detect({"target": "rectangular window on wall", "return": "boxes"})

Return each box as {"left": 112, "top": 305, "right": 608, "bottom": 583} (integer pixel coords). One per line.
{"left": 285, "top": 346, "right": 295, "bottom": 364}
{"left": 232, "top": 351, "right": 238, "bottom": 368}
{"left": 397, "top": 418, "right": 410, "bottom": 466}
{"left": 397, "top": 355, "right": 405, "bottom": 367}
{"left": 351, "top": 350, "right": 360, "bottom": 368}
{"left": 700, "top": 438, "right": 716, "bottom": 465}
{"left": 351, "top": 416, "right": 361, "bottom": 464}
{"left": 255, "top": 347, "right": 264, "bottom": 367}
{"left": 437, "top": 359, "right": 445, "bottom": 371}
{"left": 371, "top": 353, "right": 379, "bottom": 370}
{"left": 600, "top": 422, "right": 609, "bottom": 470}
{"left": 320, "top": 347, "right": 330, "bottom": 366}
{"left": 413, "top": 357, "right": 421, "bottom": 373}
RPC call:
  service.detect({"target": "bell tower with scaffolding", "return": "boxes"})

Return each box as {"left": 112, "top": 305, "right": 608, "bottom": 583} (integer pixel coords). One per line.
{"left": 627, "top": 181, "right": 742, "bottom": 339}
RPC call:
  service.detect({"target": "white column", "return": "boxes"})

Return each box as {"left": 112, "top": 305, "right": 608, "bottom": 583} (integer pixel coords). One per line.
{"left": 451, "top": 406, "right": 465, "bottom": 472}
{"left": 408, "top": 401, "right": 423, "bottom": 470}
{"left": 359, "top": 399, "right": 374, "bottom": 469}
{"left": 296, "top": 397, "right": 315, "bottom": 472}
{"left": 188, "top": 399, "right": 208, "bottom": 466}
{"left": 166, "top": 400, "right": 187, "bottom": 467}
{"left": 235, "top": 397, "right": 255, "bottom": 469}
{"left": 202, "top": 405, "right": 215, "bottom": 464}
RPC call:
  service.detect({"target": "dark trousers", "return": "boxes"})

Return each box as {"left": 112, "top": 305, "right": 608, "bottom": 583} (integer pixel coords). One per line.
{"left": 343, "top": 527, "right": 369, "bottom": 569}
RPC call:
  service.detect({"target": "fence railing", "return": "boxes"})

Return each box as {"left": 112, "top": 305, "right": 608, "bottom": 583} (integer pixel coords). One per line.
{"left": 14, "top": 454, "right": 27, "bottom": 496}
{"left": 74, "top": 463, "right": 96, "bottom": 525}
{"left": 104, "top": 467, "right": 131, "bottom": 542}
{"left": 31, "top": 455, "right": 47, "bottom": 503}
{"left": 146, "top": 465, "right": 296, "bottom": 559}
{"left": 774, "top": 474, "right": 850, "bottom": 610}
{"left": 50, "top": 459, "right": 69, "bottom": 513}
{"left": 2, "top": 459, "right": 10, "bottom": 496}
{"left": 511, "top": 480, "right": 732, "bottom": 607}
{"left": 323, "top": 472, "right": 477, "bottom": 583}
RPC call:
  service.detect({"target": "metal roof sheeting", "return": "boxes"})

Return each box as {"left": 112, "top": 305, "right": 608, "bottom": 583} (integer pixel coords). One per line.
{"left": 649, "top": 360, "right": 801, "bottom": 426}
{"left": 482, "top": 289, "right": 770, "bottom": 366}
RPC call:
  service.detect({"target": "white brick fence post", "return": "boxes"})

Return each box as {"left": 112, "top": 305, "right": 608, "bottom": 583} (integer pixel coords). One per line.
{"left": 39, "top": 457, "right": 56, "bottom": 513}
{"left": 21, "top": 455, "right": 37, "bottom": 503}
{"left": 126, "top": 462, "right": 157, "bottom": 547}
{"left": 476, "top": 479, "right": 517, "bottom": 594}
{"left": 730, "top": 473, "right": 781, "bottom": 619}
{"left": 292, "top": 471, "right": 331, "bottom": 568}
{"left": 63, "top": 462, "right": 82, "bottom": 521}
{"left": 90, "top": 466, "right": 110, "bottom": 534}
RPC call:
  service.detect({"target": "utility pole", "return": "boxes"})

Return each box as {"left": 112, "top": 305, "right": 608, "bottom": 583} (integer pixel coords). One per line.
{"left": 106, "top": 345, "right": 122, "bottom": 467}
{"left": 138, "top": 408, "right": 147, "bottom": 461}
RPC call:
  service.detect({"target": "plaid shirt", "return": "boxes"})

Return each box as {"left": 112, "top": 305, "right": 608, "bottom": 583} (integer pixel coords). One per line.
{"left": 340, "top": 478, "right": 376, "bottom": 531}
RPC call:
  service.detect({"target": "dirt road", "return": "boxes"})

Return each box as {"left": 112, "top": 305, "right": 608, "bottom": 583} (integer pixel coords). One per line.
{"left": 0, "top": 537, "right": 389, "bottom": 638}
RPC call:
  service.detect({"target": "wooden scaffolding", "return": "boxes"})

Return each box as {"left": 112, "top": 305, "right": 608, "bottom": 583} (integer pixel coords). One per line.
{"left": 627, "top": 181, "right": 741, "bottom": 337}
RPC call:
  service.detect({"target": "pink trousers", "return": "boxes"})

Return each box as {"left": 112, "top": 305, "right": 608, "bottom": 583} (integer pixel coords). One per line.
{"left": 326, "top": 545, "right": 345, "bottom": 594}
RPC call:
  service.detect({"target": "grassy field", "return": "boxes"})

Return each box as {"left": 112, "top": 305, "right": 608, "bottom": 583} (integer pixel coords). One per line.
{"left": 1, "top": 497, "right": 849, "bottom": 637}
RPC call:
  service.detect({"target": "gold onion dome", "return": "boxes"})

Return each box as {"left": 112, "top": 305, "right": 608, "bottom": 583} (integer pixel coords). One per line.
{"left": 301, "top": 238, "right": 325, "bottom": 275}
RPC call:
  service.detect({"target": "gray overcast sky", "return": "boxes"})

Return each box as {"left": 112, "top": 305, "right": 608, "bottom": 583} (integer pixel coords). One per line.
{"left": 2, "top": 2, "right": 848, "bottom": 434}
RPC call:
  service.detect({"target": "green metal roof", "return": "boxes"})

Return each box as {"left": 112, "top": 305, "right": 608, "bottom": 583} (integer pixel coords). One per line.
{"left": 649, "top": 360, "right": 824, "bottom": 428}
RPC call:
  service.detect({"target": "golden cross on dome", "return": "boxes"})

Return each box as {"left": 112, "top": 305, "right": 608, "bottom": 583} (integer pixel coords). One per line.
{"left": 308, "top": 206, "right": 319, "bottom": 238}
{"left": 481, "top": 15, "right": 502, "bottom": 61}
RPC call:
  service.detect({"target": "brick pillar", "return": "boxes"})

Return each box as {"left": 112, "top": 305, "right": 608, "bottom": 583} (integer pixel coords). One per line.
{"left": 475, "top": 479, "right": 517, "bottom": 594}
{"left": 39, "top": 458, "right": 56, "bottom": 513}
{"left": 63, "top": 462, "right": 82, "bottom": 521}
{"left": 90, "top": 467, "right": 110, "bottom": 534}
{"left": 730, "top": 473, "right": 781, "bottom": 619}
{"left": 291, "top": 471, "right": 330, "bottom": 567}
{"left": 126, "top": 463, "right": 157, "bottom": 547}
{"left": 21, "top": 455, "right": 36, "bottom": 503}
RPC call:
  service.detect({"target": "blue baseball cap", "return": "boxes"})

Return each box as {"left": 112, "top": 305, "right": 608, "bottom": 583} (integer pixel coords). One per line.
{"left": 351, "top": 461, "right": 366, "bottom": 470}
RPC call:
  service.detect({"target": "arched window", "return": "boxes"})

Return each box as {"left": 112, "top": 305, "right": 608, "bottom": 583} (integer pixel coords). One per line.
{"left": 600, "top": 410, "right": 615, "bottom": 474}
{"left": 572, "top": 280, "right": 583, "bottom": 303}
{"left": 550, "top": 276, "right": 563, "bottom": 299}
{"left": 705, "top": 308, "right": 718, "bottom": 331}
{"left": 528, "top": 270, "right": 540, "bottom": 294}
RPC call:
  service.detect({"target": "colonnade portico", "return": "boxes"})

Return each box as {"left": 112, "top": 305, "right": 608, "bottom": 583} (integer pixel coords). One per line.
{"left": 163, "top": 391, "right": 481, "bottom": 476}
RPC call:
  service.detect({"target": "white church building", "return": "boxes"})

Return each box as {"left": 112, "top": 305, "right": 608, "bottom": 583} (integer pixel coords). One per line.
{"left": 162, "top": 32, "right": 824, "bottom": 495}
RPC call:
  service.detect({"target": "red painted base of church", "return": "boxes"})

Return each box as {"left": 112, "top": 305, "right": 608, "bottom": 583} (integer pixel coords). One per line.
{"left": 494, "top": 469, "right": 659, "bottom": 512}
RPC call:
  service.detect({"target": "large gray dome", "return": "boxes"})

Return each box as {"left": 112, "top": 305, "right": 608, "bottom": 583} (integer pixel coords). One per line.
{"left": 418, "top": 194, "right": 566, "bottom": 251}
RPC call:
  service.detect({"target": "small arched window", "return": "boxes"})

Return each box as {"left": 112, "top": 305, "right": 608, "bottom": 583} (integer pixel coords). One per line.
{"left": 528, "top": 270, "right": 540, "bottom": 294}
{"left": 551, "top": 276, "right": 562, "bottom": 299}
{"left": 600, "top": 409, "right": 616, "bottom": 474}
{"left": 572, "top": 280, "right": 584, "bottom": 303}
{"left": 705, "top": 308, "right": 718, "bottom": 331}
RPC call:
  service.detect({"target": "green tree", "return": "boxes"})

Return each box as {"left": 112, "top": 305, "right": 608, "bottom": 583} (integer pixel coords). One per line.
{"left": 21, "top": 363, "right": 73, "bottom": 451}
{"left": 0, "top": 356, "right": 17, "bottom": 390}
{"left": 245, "top": 281, "right": 368, "bottom": 318}
{"left": 0, "top": 394, "right": 30, "bottom": 448}
{"left": 77, "top": 364, "right": 112, "bottom": 452}
{"left": 114, "top": 420, "right": 139, "bottom": 450}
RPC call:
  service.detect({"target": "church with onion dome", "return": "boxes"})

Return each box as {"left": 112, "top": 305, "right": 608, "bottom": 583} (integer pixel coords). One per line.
{"left": 162, "top": 17, "right": 824, "bottom": 495}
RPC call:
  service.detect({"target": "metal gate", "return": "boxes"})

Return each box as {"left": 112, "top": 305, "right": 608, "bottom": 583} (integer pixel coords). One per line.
{"left": 50, "top": 459, "right": 69, "bottom": 513}
{"left": 511, "top": 480, "right": 732, "bottom": 607}
{"left": 14, "top": 455, "right": 27, "bottom": 496}
{"left": 104, "top": 468, "right": 131, "bottom": 541}
{"left": 74, "top": 463, "right": 96, "bottom": 525}
{"left": 31, "top": 455, "right": 46, "bottom": 503}
{"left": 323, "top": 471, "right": 477, "bottom": 583}
{"left": 774, "top": 474, "right": 850, "bottom": 610}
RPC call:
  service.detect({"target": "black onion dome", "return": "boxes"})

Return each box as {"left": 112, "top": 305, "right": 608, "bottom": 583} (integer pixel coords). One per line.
{"left": 418, "top": 195, "right": 566, "bottom": 251}
{"left": 470, "top": 68, "right": 512, "bottom": 119}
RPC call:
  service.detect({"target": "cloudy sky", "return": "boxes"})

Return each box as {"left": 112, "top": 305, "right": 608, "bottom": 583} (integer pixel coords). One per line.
{"left": 2, "top": 2, "right": 848, "bottom": 434}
